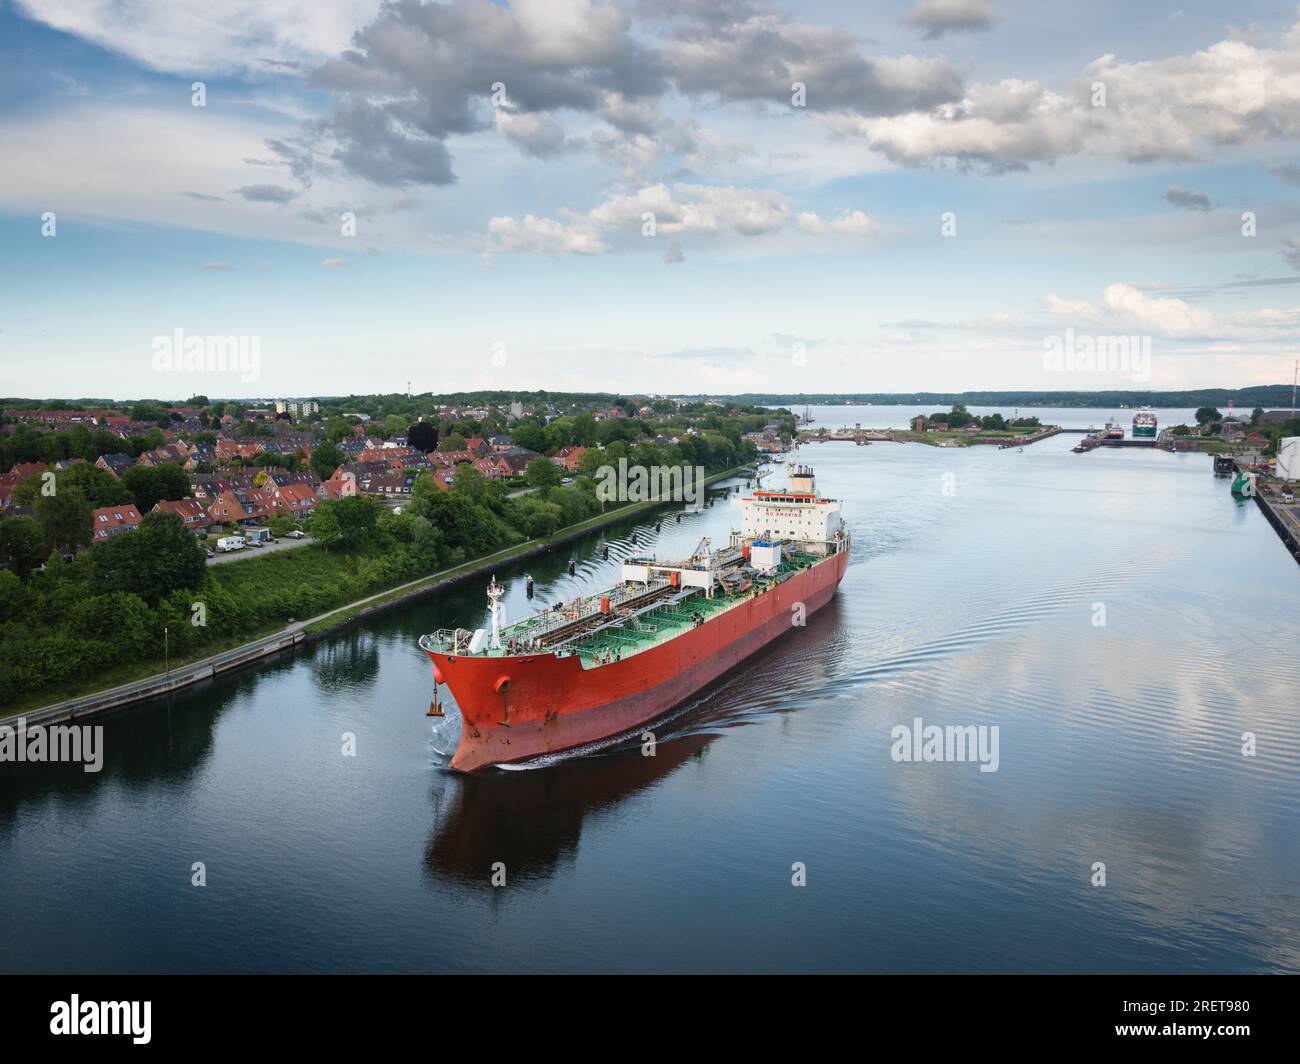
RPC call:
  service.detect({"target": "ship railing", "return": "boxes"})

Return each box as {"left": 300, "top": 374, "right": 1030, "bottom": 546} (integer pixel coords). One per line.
{"left": 420, "top": 629, "right": 474, "bottom": 655}
{"left": 511, "top": 578, "right": 675, "bottom": 645}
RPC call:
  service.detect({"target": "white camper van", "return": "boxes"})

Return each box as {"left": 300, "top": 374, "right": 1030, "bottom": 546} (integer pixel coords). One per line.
{"left": 216, "top": 536, "right": 246, "bottom": 552}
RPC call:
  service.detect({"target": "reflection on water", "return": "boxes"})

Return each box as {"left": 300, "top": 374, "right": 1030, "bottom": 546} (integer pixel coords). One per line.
{"left": 1, "top": 438, "right": 1297, "bottom": 974}
{"left": 425, "top": 733, "right": 717, "bottom": 886}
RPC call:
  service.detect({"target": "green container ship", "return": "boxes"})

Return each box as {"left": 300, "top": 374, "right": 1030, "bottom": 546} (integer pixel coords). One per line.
{"left": 1132, "top": 407, "right": 1158, "bottom": 438}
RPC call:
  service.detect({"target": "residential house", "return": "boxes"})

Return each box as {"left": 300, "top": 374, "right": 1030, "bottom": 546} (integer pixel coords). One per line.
{"left": 91, "top": 503, "right": 143, "bottom": 540}
{"left": 318, "top": 476, "right": 358, "bottom": 501}
{"left": 207, "top": 491, "right": 250, "bottom": 527}
{"left": 184, "top": 445, "right": 216, "bottom": 470}
{"left": 493, "top": 447, "right": 538, "bottom": 476}
{"left": 368, "top": 472, "right": 416, "bottom": 498}
{"left": 152, "top": 498, "right": 212, "bottom": 534}
{"left": 552, "top": 445, "right": 587, "bottom": 471}
{"left": 432, "top": 449, "right": 479, "bottom": 467}
{"left": 276, "top": 483, "right": 318, "bottom": 520}
{"left": 136, "top": 442, "right": 190, "bottom": 467}
{"left": 7, "top": 462, "right": 48, "bottom": 480}
{"left": 96, "top": 453, "right": 134, "bottom": 478}
{"left": 472, "top": 457, "right": 507, "bottom": 479}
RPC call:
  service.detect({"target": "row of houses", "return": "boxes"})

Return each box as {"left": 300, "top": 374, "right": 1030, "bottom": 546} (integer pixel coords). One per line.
{"left": 90, "top": 479, "right": 323, "bottom": 540}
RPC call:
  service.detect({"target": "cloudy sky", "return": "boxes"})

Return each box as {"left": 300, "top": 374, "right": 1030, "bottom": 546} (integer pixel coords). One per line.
{"left": 3, "top": 0, "right": 1300, "bottom": 399}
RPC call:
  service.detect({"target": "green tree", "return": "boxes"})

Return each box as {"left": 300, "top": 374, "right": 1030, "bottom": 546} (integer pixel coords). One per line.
{"left": 1195, "top": 406, "right": 1222, "bottom": 425}
{"left": 335, "top": 494, "right": 382, "bottom": 545}
{"left": 511, "top": 495, "right": 562, "bottom": 537}
{"left": 309, "top": 494, "right": 382, "bottom": 548}
{"left": 310, "top": 440, "right": 343, "bottom": 481}
{"left": 0, "top": 567, "right": 27, "bottom": 619}
{"left": 92, "top": 511, "right": 206, "bottom": 605}
{"left": 0, "top": 516, "right": 48, "bottom": 577}
{"left": 512, "top": 422, "right": 548, "bottom": 453}
{"left": 34, "top": 488, "right": 92, "bottom": 554}
{"left": 122, "top": 465, "right": 163, "bottom": 512}
{"left": 67, "top": 592, "right": 155, "bottom": 665}
{"left": 57, "top": 463, "right": 133, "bottom": 507}
{"left": 156, "top": 463, "right": 191, "bottom": 502}
{"left": 525, "top": 456, "right": 562, "bottom": 490}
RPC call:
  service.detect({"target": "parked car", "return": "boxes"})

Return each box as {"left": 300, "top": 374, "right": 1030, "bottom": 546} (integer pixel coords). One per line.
{"left": 250, "top": 539, "right": 263, "bottom": 548}
{"left": 1284, "top": 491, "right": 1295, "bottom": 503}
{"left": 286, "top": 529, "right": 305, "bottom": 538}
{"left": 206, "top": 549, "right": 215, "bottom": 558}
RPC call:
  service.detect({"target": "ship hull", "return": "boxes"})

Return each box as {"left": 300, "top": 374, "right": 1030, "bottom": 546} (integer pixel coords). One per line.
{"left": 426, "top": 547, "right": 849, "bottom": 771}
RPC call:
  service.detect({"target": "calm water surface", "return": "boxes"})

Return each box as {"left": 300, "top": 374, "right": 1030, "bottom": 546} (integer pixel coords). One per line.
{"left": 1, "top": 431, "right": 1297, "bottom": 973}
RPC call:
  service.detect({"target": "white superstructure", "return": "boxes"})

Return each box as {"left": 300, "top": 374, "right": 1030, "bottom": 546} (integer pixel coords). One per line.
{"left": 730, "top": 465, "right": 844, "bottom": 554}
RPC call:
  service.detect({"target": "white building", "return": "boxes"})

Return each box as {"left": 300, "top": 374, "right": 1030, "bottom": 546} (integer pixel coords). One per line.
{"left": 1276, "top": 437, "right": 1300, "bottom": 481}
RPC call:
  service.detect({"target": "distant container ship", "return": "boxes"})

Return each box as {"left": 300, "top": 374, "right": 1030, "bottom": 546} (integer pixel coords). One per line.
{"left": 1132, "top": 407, "right": 1158, "bottom": 438}
{"left": 420, "top": 466, "right": 850, "bottom": 771}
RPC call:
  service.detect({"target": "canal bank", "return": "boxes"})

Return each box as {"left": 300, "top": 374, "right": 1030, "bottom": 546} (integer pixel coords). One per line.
{"left": 4, "top": 467, "right": 749, "bottom": 729}
{"left": 4, "top": 432, "right": 1297, "bottom": 975}
{"left": 1252, "top": 485, "right": 1300, "bottom": 565}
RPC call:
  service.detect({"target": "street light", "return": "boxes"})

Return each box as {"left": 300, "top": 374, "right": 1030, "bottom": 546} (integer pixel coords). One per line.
{"left": 164, "top": 626, "right": 169, "bottom": 677}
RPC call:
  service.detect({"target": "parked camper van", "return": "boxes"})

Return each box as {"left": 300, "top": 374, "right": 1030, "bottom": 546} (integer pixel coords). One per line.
{"left": 216, "top": 536, "right": 246, "bottom": 552}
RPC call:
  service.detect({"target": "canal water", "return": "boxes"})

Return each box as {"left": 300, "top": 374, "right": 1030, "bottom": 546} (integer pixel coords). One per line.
{"left": 1, "top": 431, "right": 1297, "bottom": 973}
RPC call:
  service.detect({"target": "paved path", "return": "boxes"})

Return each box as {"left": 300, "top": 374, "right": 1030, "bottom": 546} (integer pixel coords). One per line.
{"left": 206, "top": 535, "right": 312, "bottom": 565}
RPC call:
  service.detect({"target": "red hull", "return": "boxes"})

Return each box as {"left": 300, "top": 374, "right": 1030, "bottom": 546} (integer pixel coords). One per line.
{"left": 425, "top": 548, "right": 849, "bottom": 770}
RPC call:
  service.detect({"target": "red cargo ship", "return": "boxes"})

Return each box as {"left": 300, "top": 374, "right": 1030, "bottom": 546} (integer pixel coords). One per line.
{"left": 420, "top": 465, "right": 850, "bottom": 771}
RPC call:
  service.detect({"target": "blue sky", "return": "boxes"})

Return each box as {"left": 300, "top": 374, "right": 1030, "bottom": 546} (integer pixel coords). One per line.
{"left": 2, "top": 0, "right": 1300, "bottom": 400}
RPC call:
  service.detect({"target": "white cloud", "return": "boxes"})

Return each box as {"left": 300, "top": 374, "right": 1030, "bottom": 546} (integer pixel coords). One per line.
{"left": 1042, "top": 282, "right": 1300, "bottom": 342}
{"left": 844, "top": 22, "right": 1300, "bottom": 170}
{"left": 15, "top": 0, "right": 382, "bottom": 74}
{"left": 488, "top": 182, "right": 796, "bottom": 255}
{"left": 486, "top": 214, "right": 607, "bottom": 255}
{"left": 797, "top": 209, "right": 878, "bottom": 235}
{"left": 796, "top": 212, "right": 825, "bottom": 235}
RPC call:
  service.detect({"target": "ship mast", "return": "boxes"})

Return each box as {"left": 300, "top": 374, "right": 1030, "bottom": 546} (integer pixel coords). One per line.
{"left": 487, "top": 576, "right": 505, "bottom": 649}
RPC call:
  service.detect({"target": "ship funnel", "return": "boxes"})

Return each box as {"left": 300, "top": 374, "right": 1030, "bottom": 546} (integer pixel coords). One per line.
{"left": 789, "top": 465, "right": 816, "bottom": 494}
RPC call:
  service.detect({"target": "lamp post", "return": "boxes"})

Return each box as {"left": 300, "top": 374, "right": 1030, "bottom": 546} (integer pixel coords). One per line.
{"left": 164, "top": 626, "right": 170, "bottom": 677}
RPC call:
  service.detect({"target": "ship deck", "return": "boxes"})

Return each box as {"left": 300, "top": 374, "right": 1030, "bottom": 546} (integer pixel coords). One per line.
{"left": 423, "top": 549, "right": 828, "bottom": 668}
